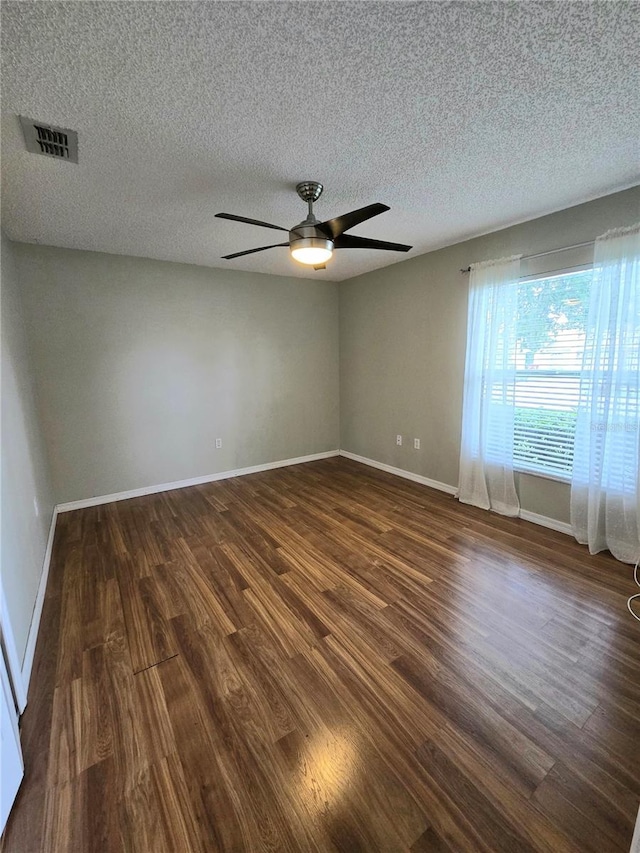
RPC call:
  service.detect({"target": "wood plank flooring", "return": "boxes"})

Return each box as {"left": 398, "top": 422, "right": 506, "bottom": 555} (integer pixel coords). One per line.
{"left": 3, "top": 457, "right": 640, "bottom": 852}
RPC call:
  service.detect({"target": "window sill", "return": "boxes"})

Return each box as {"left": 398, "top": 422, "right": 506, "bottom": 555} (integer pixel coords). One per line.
{"left": 514, "top": 465, "right": 571, "bottom": 485}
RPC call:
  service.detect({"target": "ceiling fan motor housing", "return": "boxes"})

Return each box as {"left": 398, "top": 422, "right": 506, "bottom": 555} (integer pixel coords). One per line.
{"left": 289, "top": 220, "right": 334, "bottom": 256}
{"left": 291, "top": 182, "right": 333, "bottom": 255}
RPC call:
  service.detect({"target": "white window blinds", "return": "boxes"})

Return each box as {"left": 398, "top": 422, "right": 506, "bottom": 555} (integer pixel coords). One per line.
{"left": 512, "top": 268, "right": 593, "bottom": 479}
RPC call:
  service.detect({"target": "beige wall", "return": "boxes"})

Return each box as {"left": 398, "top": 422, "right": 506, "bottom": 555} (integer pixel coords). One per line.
{"left": 1, "top": 232, "right": 55, "bottom": 664}
{"left": 14, "top": 245, "right": 340, "bottom": 504}
{"left": 339, "top": 186, "right": 640, "bottom": 524}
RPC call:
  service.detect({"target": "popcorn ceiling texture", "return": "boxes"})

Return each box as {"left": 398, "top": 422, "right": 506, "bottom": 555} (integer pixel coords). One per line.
{"left": 1, "top": 1, "right": 639, "bottom": 282}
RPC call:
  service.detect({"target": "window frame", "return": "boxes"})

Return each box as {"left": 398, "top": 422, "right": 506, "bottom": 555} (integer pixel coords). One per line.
{"left": 511, "top": 262, "right": 593, "bottom": 484}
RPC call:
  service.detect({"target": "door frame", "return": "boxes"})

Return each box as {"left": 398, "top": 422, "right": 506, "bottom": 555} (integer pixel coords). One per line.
{"left": 1, "top": 639, "right": 24, "bottom": 834}
{"left": 0, "top": 580, "right": 27, "bottom": 713}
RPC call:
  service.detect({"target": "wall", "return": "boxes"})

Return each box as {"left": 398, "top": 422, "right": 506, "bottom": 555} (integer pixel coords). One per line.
{"left": 1, "top": 232, "right": 55, "bottom": 666}
{"left": 8, "top": 186, "right": 639, "bottom": 528}
{"left": 14, "top": 245, "right": 340, "bottom": 504}
{"left": 340, "top": 186, "right": 640, "bottom": 525}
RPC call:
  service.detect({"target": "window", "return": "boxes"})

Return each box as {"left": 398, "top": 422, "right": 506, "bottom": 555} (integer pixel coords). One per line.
{"left": 511, "top": 267, "right": 593, "bottom": 479}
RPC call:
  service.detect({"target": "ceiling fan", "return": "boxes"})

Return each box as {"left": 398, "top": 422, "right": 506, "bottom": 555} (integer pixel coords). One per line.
{"left": 216, "top": 181, "right": 412, "bottom": 270}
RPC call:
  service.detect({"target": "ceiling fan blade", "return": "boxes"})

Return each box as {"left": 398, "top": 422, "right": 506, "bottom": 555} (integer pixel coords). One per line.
{"left": 334, "top": 234, "right": 412, "bottom": 252}
{"left": 222, "top": 242, "right": 289, "bottom": 260}
{"left": 215, "top": 213, "right": 289, "bottom": 232}
{"left": 321, "top": 203, "right": 390, "bottom": 239}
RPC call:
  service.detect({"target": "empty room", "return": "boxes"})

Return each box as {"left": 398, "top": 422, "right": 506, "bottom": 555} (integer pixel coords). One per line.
{"left": 1, "top": 2, "right": 639, "bottom": 851}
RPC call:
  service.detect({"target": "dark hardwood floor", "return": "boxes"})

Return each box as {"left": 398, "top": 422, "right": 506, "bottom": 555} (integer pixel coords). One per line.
{"left": 3, "top": 457, "right": 640, "bottom": 852}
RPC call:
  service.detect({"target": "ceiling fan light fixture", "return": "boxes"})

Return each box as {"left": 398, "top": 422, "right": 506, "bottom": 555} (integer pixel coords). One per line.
{"left": 290, "top": 237, "right": 333, "bottom": 266}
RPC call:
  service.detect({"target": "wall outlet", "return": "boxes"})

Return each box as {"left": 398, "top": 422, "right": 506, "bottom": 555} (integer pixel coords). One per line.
{"left": 215, "top": 438, "right": 222, "bottom": 449}
{"left": 414, "top": 438, "right": 421, "bottom": 450}
{"left": 33, "top": 497, "right": 39, "bottom": 517}
{"left": 396, "top": 434, "right": 402, "bottom": 446}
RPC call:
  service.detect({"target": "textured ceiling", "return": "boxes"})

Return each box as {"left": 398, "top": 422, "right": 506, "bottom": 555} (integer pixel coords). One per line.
{"left": 2, "top": 2, "right": 639, "bottom": 282}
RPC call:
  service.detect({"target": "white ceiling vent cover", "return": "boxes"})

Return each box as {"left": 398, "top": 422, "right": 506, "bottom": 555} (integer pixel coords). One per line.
{"left": 19, "top": 116, "right": 78, "bottom": 163}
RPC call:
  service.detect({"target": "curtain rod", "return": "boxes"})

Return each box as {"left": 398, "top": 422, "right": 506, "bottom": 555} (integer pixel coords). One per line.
{"left": 460, "top": 240, "right": 594, "bottom": 273}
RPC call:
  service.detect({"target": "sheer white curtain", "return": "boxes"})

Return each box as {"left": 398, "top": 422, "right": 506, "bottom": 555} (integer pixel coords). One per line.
{"left": 457, "top": 256, "right": 521, "bottom": 516}
{"left": 571, "top": 224, "right": 640, "bottom": 564}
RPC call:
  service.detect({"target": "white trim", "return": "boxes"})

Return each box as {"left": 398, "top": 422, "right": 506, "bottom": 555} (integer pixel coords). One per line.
{"left": 56, "top": 451, "right": 340, "bottom": 513}
{"left": 518, "top": 509, "right": 572, "bottom": 537}
{"left": 630, "top": 805, "right": 640, "bottom": 853}
{"left": 0, "top": 507, "right": 58, "bottom": 714}
{"left": 20, "top": 508, "right": 59, "bottom": 702}
{"left": 0, "top": 647, "right": 24, "bottom": 835}
{"left": 54, "top": 452, "right": 573, "bottom": 542}
{"left": 338, "top": 450, "right": 457, "bottom": 495}
{"left": 0, "top": 583, "right": 28, "bottom": 713}
{"left": 339, "top": 450, "right": 573, "bottom": 537}
{"left": 515, "top": 465, "right": 571, "bottom": 485}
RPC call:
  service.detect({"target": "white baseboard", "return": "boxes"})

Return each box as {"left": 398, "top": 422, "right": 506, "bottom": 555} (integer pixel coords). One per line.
{"left": 19, "top": 507, "right": 59, "bottom": 706}
{"left": 56, "top": 450, "right": 340, "bottom": 513}
{"left": 339, "top": 450, "right": 573, "bottom": 537}
{"left": 338, "top": 450, "right": 457, "bottom": 495}
{"left": 518, "top": 509, "right": 572, "bottom": 537}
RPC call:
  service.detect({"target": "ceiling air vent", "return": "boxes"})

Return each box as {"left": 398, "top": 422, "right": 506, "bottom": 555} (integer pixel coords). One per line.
{"left": 19, "top": 116, "right": 78, "bottom": 163}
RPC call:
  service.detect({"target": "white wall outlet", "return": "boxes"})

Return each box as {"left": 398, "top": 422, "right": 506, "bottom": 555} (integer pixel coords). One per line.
{"left": 396, "top": 434, "right": 402, "bottom": 446}
{"left": 215, "top": 438, "right": 222, "bottom": 449}
{"left": 33, "top": 497, "right": 39, "bottom": 517}
{"left": 414, "top": 438, "right": 421, "bottom": 449}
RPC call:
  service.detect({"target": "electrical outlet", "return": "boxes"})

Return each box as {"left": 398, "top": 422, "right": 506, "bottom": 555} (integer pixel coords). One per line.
{"left": 33, "top": 497, "right": 39, "bottom": 517}
{"left": 215, "top": 438, "right": 222, "bottom": 449}
{"left": 414, "top": 438, "right": 421, "bottom": 450}
{"left": 396, "top": 435, "right": 402, "bottom": 446}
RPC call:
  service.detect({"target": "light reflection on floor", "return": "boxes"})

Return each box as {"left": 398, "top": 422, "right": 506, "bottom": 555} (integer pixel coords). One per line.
{"left": 293, "top": 726, "right": 360, "bottom": 816}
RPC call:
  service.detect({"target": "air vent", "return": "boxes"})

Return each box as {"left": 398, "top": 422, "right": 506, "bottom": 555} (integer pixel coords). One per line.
{"left": 19, "top": 116, "right": 78, "bottom": 163}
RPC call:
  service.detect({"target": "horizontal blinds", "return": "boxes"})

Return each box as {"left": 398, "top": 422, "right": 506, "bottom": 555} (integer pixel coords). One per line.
{"left": 512, "top": 269, "right": 592, "bottom": 477}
